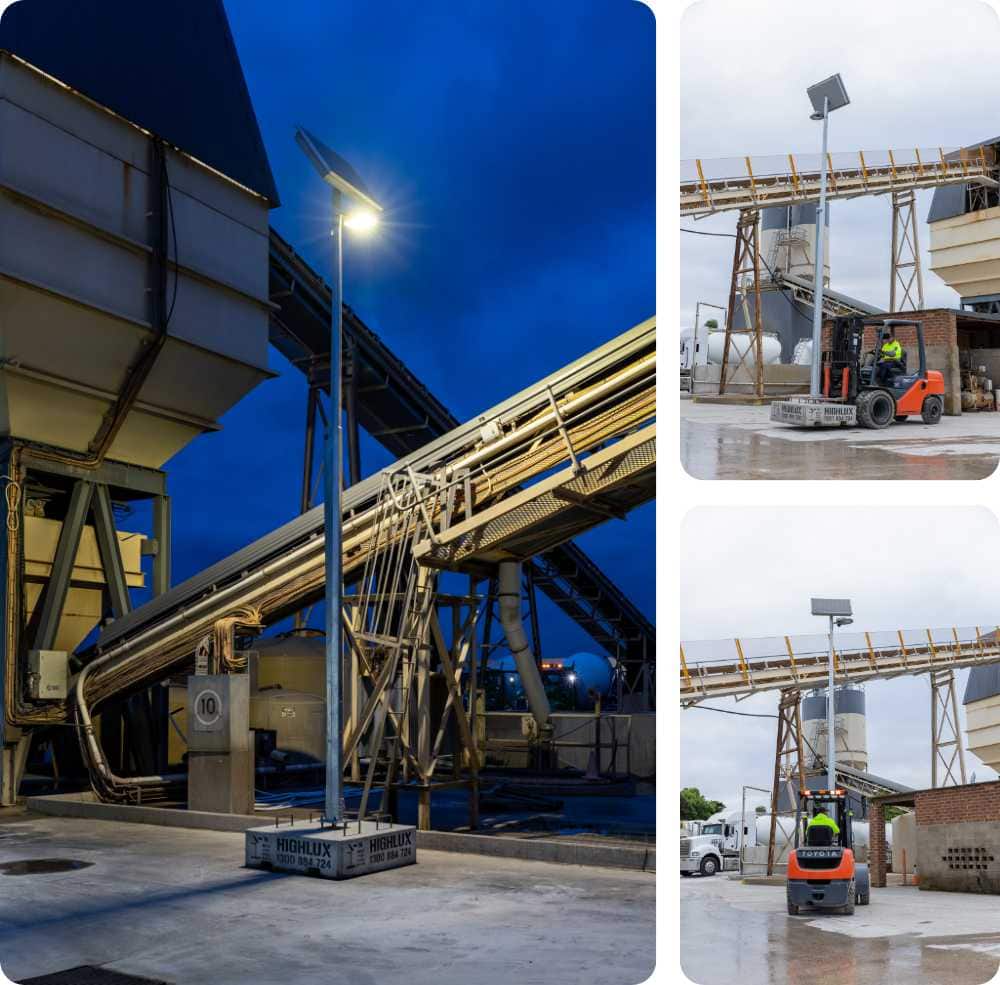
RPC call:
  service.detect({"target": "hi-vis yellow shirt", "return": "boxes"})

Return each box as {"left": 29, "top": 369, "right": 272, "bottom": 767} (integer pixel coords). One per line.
{"left": 807, "top": 811, "right": 841, "bottom": 835}
{"left": 880, "top": 339, "right": 902, "bottom": 361}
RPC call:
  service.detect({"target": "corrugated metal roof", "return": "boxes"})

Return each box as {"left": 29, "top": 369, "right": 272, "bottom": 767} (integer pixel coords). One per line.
{"left": 0, "top": 0, "right": 279, "bottom": 205}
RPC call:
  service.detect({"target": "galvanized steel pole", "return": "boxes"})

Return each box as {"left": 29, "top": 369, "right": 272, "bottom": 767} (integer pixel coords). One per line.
{"left": 809, "top": 96, "right": 830, "bottom": 397}
{"left": 325, "top": 189, "right": 345, "bottom": 824}
{"left": 827, "top": 614, "right": 836, "bottom": 790}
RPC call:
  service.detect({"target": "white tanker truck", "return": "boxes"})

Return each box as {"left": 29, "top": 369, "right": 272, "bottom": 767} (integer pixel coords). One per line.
{"left": 680, "top": 808, "right": 889, "bottom": 877}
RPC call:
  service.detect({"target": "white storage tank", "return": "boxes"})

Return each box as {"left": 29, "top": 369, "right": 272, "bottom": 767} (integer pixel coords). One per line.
{"left": 801, "top": 685, "right": 869, "bottom": 773}
{"left": 0, "top": 52, "right": 272, "bottom": 468}
{"left": 706, "top": 331, "right": 782, "bottom": 367}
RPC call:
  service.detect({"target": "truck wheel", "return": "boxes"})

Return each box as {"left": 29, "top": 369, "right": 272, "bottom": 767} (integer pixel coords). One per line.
{"left": 921, "top": 395, "right": 943, "bottom": 425}
{"left": 787, "top": 901, "right": 800, "bottom": 915}
{"left": 700, "top": 856, "right": 718, "bottom": 877}
{"left": 857, "top": 390, "right": 895, "bottom": 429}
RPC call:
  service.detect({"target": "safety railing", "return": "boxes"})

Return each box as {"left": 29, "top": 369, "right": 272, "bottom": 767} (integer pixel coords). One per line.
{"left": 680, "top": 146, "right": 997, "bottom": 216}
{"left": 680, "top": 625, "right": 1000, "bottom": 703}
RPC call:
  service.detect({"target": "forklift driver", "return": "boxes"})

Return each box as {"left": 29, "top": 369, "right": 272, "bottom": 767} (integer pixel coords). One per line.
{"left": 877, "top": 327, "right": 904, "bottom": 384}
{"left": 805, "top": 806, "right": 841, "bottom": 846}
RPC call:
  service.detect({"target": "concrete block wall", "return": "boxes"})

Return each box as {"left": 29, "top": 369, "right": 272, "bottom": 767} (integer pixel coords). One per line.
{"left": 914, "top": 782, "right": 1000, "bottom": 894}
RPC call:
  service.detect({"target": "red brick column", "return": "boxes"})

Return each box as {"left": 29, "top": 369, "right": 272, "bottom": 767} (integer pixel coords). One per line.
{"left": 869, "top": 801, "right": 887, "bottom": 888}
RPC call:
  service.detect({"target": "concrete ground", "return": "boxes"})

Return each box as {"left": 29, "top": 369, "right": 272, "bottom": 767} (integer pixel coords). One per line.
{"left": 680, "top": 399, "right": 1000, "bottom": 479}
{"left": 0, "top": 812, "right": 654, "bottom": 985}
{"left": 681, "top": 870, "right": 1000, "bottom": 985}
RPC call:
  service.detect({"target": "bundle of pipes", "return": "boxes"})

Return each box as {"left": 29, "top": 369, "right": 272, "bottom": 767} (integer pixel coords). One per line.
{"left": 63, "top": 320, "right": 655, "bottom": 799}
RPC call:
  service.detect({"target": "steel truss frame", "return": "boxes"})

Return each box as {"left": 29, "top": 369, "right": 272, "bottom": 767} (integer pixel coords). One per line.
{"left": 890, "top": 190, "right": 924, "bottom": 312}
{"left": 719, "top": 209, "right": 764, "bottom": 398}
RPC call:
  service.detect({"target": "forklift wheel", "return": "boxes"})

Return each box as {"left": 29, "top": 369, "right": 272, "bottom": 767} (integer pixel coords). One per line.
{"left": 787, "top": 901, "right": 800, "bottom": 915}
{"left": 842, "top": 879, "right": 856, "bottom": 915}
{"left": 856, "top": 390, "right": 895, "bottom": 429}
{"left": 857, "top": 891, "right": 870, "bottom": 906}
{"left": 921, "top": 395, "right": 943, "bottom": 425}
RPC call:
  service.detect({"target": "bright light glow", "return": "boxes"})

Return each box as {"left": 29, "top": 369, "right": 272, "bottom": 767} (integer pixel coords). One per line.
{"left": 567, "top": 673, "right": 577, "bottom": 683}
{"left": 344, "top": 209, "right": 379, "bottom": 234}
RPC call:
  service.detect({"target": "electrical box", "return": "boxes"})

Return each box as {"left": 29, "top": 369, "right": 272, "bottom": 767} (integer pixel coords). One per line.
{"left": 27, "top": 649, "right": 68, "bottom": 700}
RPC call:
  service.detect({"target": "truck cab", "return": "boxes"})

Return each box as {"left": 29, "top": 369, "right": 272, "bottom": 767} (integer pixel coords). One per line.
{"left": 680, "top": 810, "right": 752, "bottom": 876}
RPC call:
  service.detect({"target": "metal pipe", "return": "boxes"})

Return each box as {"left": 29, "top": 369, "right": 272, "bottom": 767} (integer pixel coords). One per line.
{"left": 497, "top": 561, "right": 550, "bottom": 731}
{"left": 809, "top": 95, "right": 830, "bottom": 397}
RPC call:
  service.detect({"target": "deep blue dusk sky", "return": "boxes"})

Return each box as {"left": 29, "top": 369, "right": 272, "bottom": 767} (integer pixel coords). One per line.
{"left": 164, "top": 0, "right": 656, "bottom": 655}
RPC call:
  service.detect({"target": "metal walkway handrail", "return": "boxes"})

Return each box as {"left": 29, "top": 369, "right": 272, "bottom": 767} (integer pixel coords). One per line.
{"left": 680, "top": 626, "right": 1000, "bottom": 703}
{"left": 681, "top": 146, "right": 997, "bottom": 217}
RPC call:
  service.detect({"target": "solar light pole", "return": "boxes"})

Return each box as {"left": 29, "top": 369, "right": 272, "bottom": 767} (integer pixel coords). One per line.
{"left": 806, "top": 74, "right": 850, "bottom": 397}
{"left": 811, "top": 597, "right": 853, "bottom": 790}
{"left": 296, "top": 127, "right": 383, "bottom": 825}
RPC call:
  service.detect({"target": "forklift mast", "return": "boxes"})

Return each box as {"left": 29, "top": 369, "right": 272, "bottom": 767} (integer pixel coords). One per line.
{"left": 822, "top": 317, "right": 864, "bottom": 401}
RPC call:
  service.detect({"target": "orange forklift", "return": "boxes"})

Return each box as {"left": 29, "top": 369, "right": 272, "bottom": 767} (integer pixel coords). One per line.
{"left": 786, "top": 788, "right": 870, "bottom": 916}
{"left": 771, "top": 317, "right": 945, "bottom": 429}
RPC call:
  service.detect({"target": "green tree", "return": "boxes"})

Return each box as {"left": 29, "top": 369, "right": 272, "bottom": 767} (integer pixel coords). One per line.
{"left": 704, "top": 319, "right": 719, "bottom": 330}
{"left": 681, "top": 786, "right": 725, "bottom": 821}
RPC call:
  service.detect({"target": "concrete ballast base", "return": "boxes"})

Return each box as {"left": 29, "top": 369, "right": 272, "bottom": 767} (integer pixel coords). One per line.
{"left": 245, "top": 819, "right": 416, "bottom": 879}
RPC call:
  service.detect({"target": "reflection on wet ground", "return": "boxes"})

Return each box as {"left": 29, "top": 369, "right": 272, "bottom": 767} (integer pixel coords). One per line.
{"left": 681, "top": 421, "right": 1000, "bottom": 480}
{"left": 682, "top": 878, "right": 1000, "bottom": 985}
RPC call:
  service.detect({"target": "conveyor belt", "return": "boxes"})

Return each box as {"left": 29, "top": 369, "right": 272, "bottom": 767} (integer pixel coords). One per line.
{"left": 92, "top": 318, "right": 655, "bottom": 660}
{"left": 680, "top": 626, "right": 1000, "bottom": 704}
{"left": 268, "top": 228, "right": 655, "bottom": 665}
{"left": 681, "top": 146, "right": 996, "bottom": 217}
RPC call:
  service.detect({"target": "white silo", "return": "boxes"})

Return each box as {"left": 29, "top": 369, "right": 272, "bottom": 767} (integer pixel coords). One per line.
{"left": 801, "top": 685, "right": 869, "bottom": 773}
{"left": 760, "top": 204, "right": 830, "bottom": 284}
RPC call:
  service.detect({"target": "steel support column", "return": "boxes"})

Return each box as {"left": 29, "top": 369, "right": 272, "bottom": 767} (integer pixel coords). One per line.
{"left": 92, "top": 484, "right": 131, "bottom": 619}
{"left": 890, "top": 190, "right": 924, "bottom": 312}
{"left": 34, "top": 480, "right": 94, "bottom": 652}
{"left": 931, "top": 670, "right": 967, "bottom": 787}
{"left": 719, "top": 208, "right": 764, "bottom": 398}
{"left": 345, "top": 339, "right": 362, "bottom": 487}
{"left": 768, "top": 688, "right": 805, "bottom": 876}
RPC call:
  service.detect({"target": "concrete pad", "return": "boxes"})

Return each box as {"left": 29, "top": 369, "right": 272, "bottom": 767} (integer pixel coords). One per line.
{"left": 682, "top": 866, "right": 1000, "bottom": 985}
{"left": 0, "top": 815, "right": 654, "bottom": 985}
{"left": 680, "top": 399, "right": 1000, "bottom": 479}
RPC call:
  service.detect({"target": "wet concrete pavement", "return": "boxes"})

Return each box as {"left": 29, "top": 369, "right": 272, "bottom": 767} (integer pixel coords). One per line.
{"left": 0, "top": 814, "right": 654, "bottom": 985}
{"left": 680, "top": 401, "right": 1000, "bottom": 480}
{"left": 681, "top": 872, "right": 1000, "bottom": 985}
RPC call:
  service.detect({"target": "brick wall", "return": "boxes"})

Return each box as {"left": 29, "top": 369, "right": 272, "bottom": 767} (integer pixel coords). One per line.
{"left": 869, "top": 801, "right": 887, "bottom": 888}
{"left": 914, "top": 782, "right": 1000, "bottom": 825}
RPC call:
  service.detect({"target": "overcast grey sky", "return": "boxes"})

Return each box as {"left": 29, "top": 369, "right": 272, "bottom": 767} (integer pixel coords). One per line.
{"left": 680, "top": 0, "right": 1000, "bottom": 331}
{"left": 680, "top": 507, "right": 1000, "bottom": 813}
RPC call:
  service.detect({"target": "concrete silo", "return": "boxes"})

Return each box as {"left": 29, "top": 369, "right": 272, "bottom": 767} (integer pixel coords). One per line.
{"left": 801, "top": 685, "right": 869, "bottom": 773}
